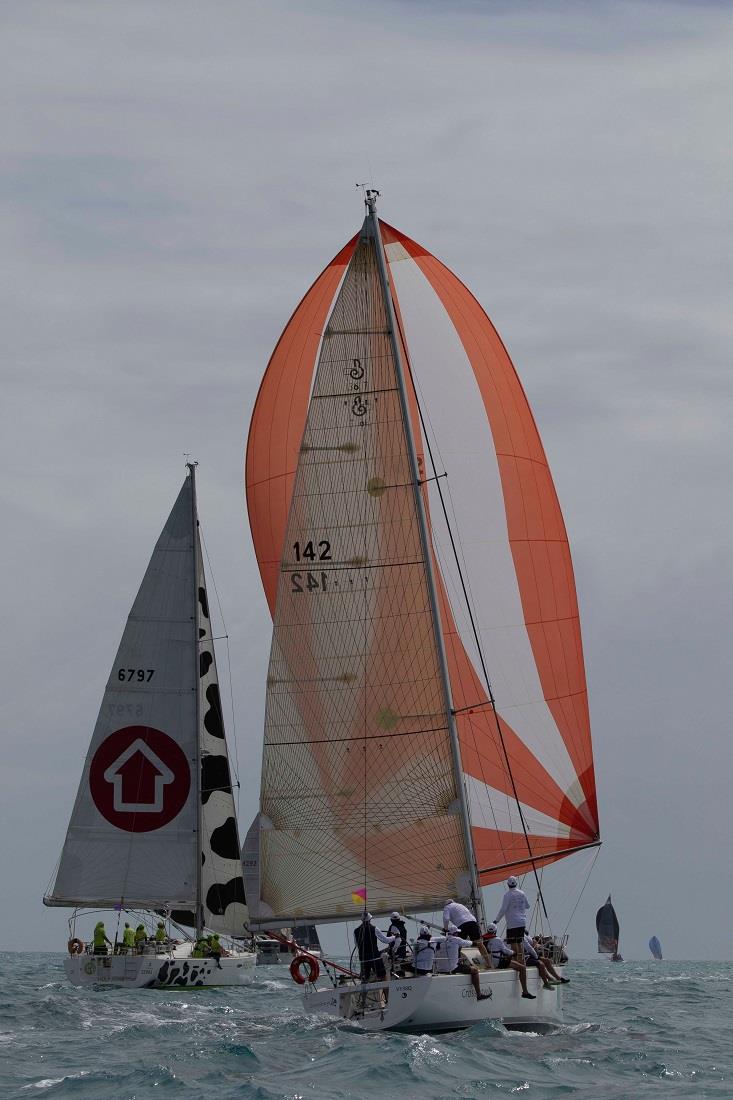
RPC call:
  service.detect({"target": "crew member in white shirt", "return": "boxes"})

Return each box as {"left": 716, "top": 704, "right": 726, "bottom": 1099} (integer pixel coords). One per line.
{"left": 443, "top": 899, "right": 491, "bottom": 966}
{"left": 412, "top": 925, "right": 440, "bottom": 975}
{"left": 483, "top": 924, "right": 536, "bottom": 998}
{"left": 494, "top": 876, "right": 530, "bottom": 958}
{"left": 434, "top": 923, "right": 491, "bottom": 1001}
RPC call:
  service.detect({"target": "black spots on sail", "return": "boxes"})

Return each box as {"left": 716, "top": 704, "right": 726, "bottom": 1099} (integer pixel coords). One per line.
{"left": 169, "top": 909, "right": 196, "bottom": 928}
{"left": 198, "top": 586, "right": 210, "bottom": 621}
{"left": 203, "top": 684, "right": 225, "bottom": 739}
{"left": 201, "top": 754, "right": 232, "bottom": 804}
{"left": 210, "top": 816, "right": 239, "bottom": 860}
{"left": 200, "top": 650, "right": 213, "bottom": 679}
{"left": 206, "top": 875, "right": 246, "bottom": 916}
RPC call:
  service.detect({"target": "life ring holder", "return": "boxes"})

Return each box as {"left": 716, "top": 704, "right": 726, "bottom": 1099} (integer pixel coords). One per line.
{"left": 68, "top": 938, "right": 85, "bottom": 956}
{"left": 290, "top": 953, "right": 320, "bottom": 985}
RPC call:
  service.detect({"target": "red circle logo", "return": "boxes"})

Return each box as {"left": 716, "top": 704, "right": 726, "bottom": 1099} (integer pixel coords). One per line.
{"left": 89, "top": 726, "right": 191, "bottom": 833}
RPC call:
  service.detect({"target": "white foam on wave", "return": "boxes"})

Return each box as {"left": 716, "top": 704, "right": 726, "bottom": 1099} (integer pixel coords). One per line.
{"left": 408, "top": 1034, "right": 453, "bottom": 1067}
{"left": 23, "top": 1071, "right": 89, "bottom": 1090}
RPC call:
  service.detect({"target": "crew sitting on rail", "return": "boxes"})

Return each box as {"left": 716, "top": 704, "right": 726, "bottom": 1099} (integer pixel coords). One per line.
{"left": 92, "top": 921, "right": 112, "bottom": 956}
{"left": 528, "top": 936, "right": 570, "bottom": 982}
{"left": 134, "top": 924, "right": 147, "bottom": 951}
{"left": 483, "top": 924, "right": 536, "bottom": 999}
{"left": 154, "top": 922, "right": 167, "bottom": 945}
{"left": 520, "top": 934, "right": 559, "bottom": 989}
{"left": 533, "top": 934, "right": 569, "bottom": 965}
{"left": 434, "top": 922, "right": 492, "bottom": 1001}
{"left": 354, "top": 912, "right": 395, "bottom": 982}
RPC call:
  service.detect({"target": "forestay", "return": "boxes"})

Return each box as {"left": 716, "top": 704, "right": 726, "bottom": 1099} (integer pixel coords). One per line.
{"left": 246, "top": 209, "right": 600, "bottom": 917}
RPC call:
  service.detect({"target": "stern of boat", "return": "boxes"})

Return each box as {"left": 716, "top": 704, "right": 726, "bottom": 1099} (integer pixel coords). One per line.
{"left": 303, "top": 976, "right": 433, "bottom": 1030}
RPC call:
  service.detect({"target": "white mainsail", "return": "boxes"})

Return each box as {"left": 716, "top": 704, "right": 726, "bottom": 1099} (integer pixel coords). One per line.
{"left": 254, "top": 226, "right": 471, "bottom": 924}
{"left": 46, "top": 468, "right": 248, "bottom": 932}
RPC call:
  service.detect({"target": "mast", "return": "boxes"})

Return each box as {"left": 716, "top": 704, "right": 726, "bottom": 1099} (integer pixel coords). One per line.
{"left": 364, "top": 191, "right": 485, "bottom": 923}
{"left": 188, "top": 460, "right": 204, "bottom": 938}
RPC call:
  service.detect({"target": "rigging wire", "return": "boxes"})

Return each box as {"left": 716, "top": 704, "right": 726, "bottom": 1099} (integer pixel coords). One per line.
{"left": 561, "top": 844, "right": 601, "bottom": 941}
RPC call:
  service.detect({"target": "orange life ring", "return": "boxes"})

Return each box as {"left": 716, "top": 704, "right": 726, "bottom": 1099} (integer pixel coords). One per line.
{"left": 290, "top": 953, "right": 320, "bottom": 985}
{"left": 68, "top": 938, "right": 84, "bottom": 956}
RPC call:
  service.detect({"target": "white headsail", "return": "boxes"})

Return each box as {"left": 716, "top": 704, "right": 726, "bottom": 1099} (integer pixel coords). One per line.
{"left": 46, "top": 469, "right": 248, "bottom": 932}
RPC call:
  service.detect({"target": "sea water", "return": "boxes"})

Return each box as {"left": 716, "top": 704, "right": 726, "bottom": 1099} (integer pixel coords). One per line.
{"left": 1, "top": 953, "right": 730, "bottom": 1098}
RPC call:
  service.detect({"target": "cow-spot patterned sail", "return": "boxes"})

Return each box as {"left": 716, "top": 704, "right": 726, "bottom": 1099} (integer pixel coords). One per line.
{"left": 46, "top": 477, "right": 199, "bottom": 909}
{"left": 168, "top": 539, "right": 248, "bottom": 934}
{"left": 255, "top": 227, "right": 471, "bottom": 923}
{"left": 246, "top": 214, "right": 600, "bottom": 906}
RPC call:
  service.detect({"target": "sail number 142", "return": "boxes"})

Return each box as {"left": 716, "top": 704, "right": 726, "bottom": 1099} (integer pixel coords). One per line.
{"left": 291, "top": 572, "right": 328, "bottom": 593}
{"left": 291, "top": 540, "right": 331, "bottom": 593}
{"left": 293, "top": 540, "right": 331, "bottom": 562}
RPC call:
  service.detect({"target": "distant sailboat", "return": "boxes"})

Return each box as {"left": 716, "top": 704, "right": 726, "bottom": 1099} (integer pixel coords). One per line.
{"left": 596, "top": 895, "right": 622, "bottom": 961}
{"left": 44, "top": 465, "right": 256, "bottom": 987}
{"left": 244, "top": 192, "right": 601, "bottom": 1031}
{"left": 649, "top": 935, "right": 663, "bottom": 960}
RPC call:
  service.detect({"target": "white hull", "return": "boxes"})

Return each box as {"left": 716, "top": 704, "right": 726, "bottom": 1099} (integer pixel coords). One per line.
{"left": 64, "top": 944, "right": 256, "bottom": 989}
{"left": 303, "top": 967, "right": 565, "bottom": 1033}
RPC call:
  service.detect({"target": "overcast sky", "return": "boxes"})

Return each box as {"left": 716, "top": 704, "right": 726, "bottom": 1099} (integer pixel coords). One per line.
{"left": 2, "top": 0, "right": 731, "bottom": 959}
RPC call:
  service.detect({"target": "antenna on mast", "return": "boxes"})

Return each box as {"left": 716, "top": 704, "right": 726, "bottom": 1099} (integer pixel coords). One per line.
{"left": 356, "top": 183, "right": 380, "bottom": 212}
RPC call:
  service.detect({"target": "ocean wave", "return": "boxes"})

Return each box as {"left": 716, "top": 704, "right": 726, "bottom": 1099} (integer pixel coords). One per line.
{"left": 1, "top": 956, "right": 731, "bottom": 1099}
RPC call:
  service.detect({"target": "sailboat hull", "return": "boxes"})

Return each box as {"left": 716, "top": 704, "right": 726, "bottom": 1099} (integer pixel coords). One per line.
{"left": 64, "top": 945, "right": 256, "bottom": 989}
{"left": 303, "top": 967, "right": 564, "bottom": 1033}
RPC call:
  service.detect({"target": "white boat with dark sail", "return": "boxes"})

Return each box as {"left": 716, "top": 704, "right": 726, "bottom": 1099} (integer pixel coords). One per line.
{"left": 244, "top": 193, "right": 600, "bottom": 1031}
{"left": 44, "top": 465, "right": 256, "bottom": 987}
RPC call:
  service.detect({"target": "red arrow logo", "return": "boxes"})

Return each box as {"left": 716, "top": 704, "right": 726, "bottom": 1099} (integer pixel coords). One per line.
{"left": 90, "top": 726, "right": 190, "bottom": 833}
{"left": 103, "top": 738, "right": 175, "bottom": 813}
